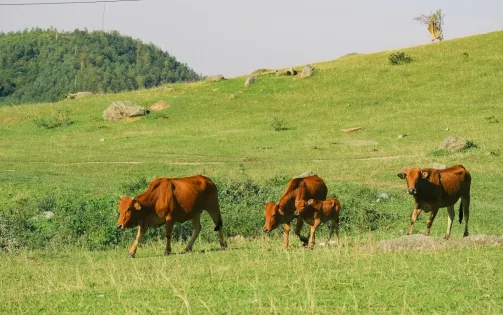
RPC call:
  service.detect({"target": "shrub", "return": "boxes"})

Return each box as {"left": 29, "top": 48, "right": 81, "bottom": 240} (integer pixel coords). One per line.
{"left": 270, "top": 117, "right": 288, "bottom": 131}
{"left": 34, "top": 108, "right": 75, "bottom": 129}
{"left": 388, "top": 52, "right": 413, "bottom": 65}
{"left": 0, "top": 178, "right": 406, "bottom": 251}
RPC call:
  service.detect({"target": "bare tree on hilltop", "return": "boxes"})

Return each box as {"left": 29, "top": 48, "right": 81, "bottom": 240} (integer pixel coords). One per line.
{"left": 414, "top": 9, "right": 444, "bottom": 42}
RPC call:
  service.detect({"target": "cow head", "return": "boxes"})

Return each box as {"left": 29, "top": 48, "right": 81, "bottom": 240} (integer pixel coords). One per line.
{"left": 294, "top": 199, "right": 314, "bottom": 216}
{"left": 263, "top": 202, "right": 285, "bottom": 232}
{"left": 397, "top": 168, "right": 430, "bottom": 196}
{"left": 116, "top": 196, "right": 142, "bottom": 229}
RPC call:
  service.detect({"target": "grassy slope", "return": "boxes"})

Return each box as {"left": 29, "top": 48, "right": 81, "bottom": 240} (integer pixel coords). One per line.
{"left": 1, "top": 31, "right": 503, "bottom": 313}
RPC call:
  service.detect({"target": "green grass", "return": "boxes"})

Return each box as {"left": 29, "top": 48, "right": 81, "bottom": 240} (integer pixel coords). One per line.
{"left": 1, "top": 239, "right": 502, "bottom": 314}
{"left": 1, "top": 30, "right": 503, "bottom": 313}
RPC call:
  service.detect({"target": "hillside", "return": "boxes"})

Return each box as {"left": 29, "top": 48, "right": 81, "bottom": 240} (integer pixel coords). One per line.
{"left": 1, "top": 30, "right": 502, "bottom": 314}
{"left": 0, "top": 28, "right": 200, "bottom": 105}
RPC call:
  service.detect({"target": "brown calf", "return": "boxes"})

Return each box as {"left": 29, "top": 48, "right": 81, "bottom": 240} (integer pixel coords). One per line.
{"left": 294, "top": 198, "right": 341, "bottom": 248}
{"left": 397, "top": 164, "right": 471, "bottom": 239}
{"left": 263, "top": 175, "right": 328, "bottom": 248}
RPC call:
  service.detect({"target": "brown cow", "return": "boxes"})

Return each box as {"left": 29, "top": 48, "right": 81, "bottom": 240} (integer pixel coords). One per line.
{"left": 294, "top": 198, "right": 341, "bottom": 248}
{"left": 116, "top": 175, "right": 227, "bottom": 257}
{"left": 263, "top": 175, "right": 328, "bottom": 248}
{"left": 397, "top": 165, "right": 471, "bottom": 239}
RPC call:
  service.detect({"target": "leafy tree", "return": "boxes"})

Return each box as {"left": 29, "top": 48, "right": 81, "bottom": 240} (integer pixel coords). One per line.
{"left": 0, "top": 29, "right": 201, "bottom": 105}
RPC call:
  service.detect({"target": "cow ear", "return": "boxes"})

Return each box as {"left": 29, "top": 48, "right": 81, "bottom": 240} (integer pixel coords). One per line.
{"left": 421, "top": 170, "right": 430, "bottom": 179}
{"left": 397, "top": 173, "right": 406, "bottom": 179}
{"left": 132, "top": 200, "right": 142, "bottom": 211}
{"left": 307, "top": 199, "right": 314, "bottom": 205}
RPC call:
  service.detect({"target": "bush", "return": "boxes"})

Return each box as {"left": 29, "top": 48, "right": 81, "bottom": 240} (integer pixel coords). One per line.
{"left": 388, "top": 52, "right": 413, "bottom": 65}
{"left": 34, "top": 108, "right": 75, "bottom": 129}
{"left": 270, "top": 117, "right": 289, "bottom": 131}
{"left": 0, "top": 178, "right": 406, "bottom": 251}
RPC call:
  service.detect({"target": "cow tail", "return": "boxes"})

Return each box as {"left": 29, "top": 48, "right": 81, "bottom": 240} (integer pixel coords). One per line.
{"left": 214, "top": 216, "right": 223, "bottom": 231}
{"left": 458, "top": 201, "right": 463, "bottom": 224}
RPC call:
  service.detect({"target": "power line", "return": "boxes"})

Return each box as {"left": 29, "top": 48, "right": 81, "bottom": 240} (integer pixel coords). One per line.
{"left": 0, "top": 0, "right": 142, "bottom": 6}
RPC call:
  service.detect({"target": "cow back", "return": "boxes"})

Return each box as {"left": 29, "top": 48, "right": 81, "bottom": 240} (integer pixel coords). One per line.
{"left": 279, "top": 176, "right": 328, "bottom": 213}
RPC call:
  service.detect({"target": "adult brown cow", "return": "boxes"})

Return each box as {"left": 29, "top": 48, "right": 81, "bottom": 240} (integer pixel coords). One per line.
{"left": 294, "top": 198, "right": 341, "bottom": 248}
{"left": 116, "top": 175, "right": 227, "bottom": 257}
{"left": 263, "top": 175, "right": 328, "bottom": 248}
{"left": 397, "top": 165, "right": 471, "bottom": 239}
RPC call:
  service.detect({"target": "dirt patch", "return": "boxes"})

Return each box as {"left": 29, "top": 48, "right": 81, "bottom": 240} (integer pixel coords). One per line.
{"left": 375, "top": 234, "right": 503, "bottom": 253}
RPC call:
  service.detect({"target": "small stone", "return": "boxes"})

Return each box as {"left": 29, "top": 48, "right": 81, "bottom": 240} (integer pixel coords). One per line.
{"left": 432, "top": 163, "right": 447, "bottom": 169}
{"left": 43, "top": 211, "right": 55, "bottom": 219}
{"left": 439, "top": 136, "right": 468, "bottom": 151}
{"left": 301, "top": 64, "right": 314, "bottom": 78}
{"left": 207, "top": 74, "right": 225, "bottom": 82}
{"left": 100, "top": 138, "right": 105, "bottom": 142}
{"left": 341, "top": 127, "right": 361, "bottom": 133}
{"left": 445, "top": 128, "right": 449, "bottom": 131}
{"left": 398, "top": 134, "right": 407, "bottom": 138}
{"left": 245, "top": 76, "right": 258, "bottom": 87}
{"left": 376, "top": 193, "right": 389, "bottom": 200}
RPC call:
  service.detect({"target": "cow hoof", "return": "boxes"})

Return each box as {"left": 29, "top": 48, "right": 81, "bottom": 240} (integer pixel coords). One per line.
{"left": 183, "top": 248, "right": 193, "bottom": 253}
{"left": 164, "top": 250, "right": 171, "bottom": 256}
{"left": 220, "top": 241, "right": 228, "bottom": 249}
{"left": 463, "top": 232, "right": 469, "bottom": 237}
{"left": 443, "top": 235, "right": 450, "bottom": 240}
{"left": 128, "top": 253, "right": 135, "bottom": 258}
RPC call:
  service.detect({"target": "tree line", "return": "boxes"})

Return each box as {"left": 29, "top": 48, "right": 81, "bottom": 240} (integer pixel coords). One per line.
{"left": 0, "top": 28, "right": 201, "bottom": 105}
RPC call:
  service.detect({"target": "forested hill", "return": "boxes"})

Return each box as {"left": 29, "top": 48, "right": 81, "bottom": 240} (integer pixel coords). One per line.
{"left": 0, "top": 28, "right": 200, "bottom": 105}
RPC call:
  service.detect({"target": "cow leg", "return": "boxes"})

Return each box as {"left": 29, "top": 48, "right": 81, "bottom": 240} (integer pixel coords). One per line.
{"left": 461, "top": 196, "right": 470, "bottom": 237}
{"left": 164, "top": 220, "right": 174, "bottom": 256}
{"left": 444, "top": 205, "right": 455, "bottom": 240}
{"left": 294, "top": 218, "right": 308, "bottom": 246}
{"left": 327, "top": 219, "right": 335, "bottom": 243}
{"left": 129, "top": 222, "right": 148, "bottom": 258}
{"left": 425, "top": 208, "right": 439, "bottom": 236}
{"left": 408, "top": 208, "right": 422, "bottom": 235}
{"left": 183, "top": 214, "right": 202, "bottom": 253}
{"left": 283, "top": 223, "right": 291, "bottom": 248}
{"left": 334, "top": 210, "right": 340, "bottom": 241}
{"left": 308, "top": 218, "right": 321, "bottom": 248}
{"left": 206, "top": 205, "right": 227, "bottom": 248}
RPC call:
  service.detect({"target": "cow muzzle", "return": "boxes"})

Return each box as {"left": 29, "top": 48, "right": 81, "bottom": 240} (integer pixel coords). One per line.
{"left": 263, "top": 226, "right": 271, "bottom": 233}
{"left": 408, "top": 188, "right": 417, "bottom": 195}
{"left": 117, "top": 224, "right": 124, "bottom": 230}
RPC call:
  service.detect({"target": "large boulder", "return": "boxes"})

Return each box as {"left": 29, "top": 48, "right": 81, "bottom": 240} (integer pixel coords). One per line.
{"left": 301, "top": 64, "right": 314, "bottom": 78}
{"left": 439, "top": 136, "right": 468, "bottom": 151}
{"left": 245, "top": 75, "right": 258, "bottom": 87}
{"left": 103, "top": 101, "right": 149, "bottom": 121}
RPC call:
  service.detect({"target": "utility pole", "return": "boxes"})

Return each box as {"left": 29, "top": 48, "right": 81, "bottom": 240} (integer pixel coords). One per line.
{"left": 101, "top": 3, "right": 106, "bottom": 31}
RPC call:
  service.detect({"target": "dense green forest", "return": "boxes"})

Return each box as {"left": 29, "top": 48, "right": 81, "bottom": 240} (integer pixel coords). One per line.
{"left": 0, "top": 28, "right": 201, "bottom": 105}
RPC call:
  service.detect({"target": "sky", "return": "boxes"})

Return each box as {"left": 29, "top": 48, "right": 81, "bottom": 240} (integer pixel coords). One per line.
{"left": 1, "top": 0, "right": 502, "bottom": 77}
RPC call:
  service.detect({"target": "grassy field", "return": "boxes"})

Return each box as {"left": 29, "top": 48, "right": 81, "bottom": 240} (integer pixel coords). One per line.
{"left": 1, "top": 30, "right": 503, "bottom": 313}
{"left": 1, "top": 239, "right": 502, "bottom": 314}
